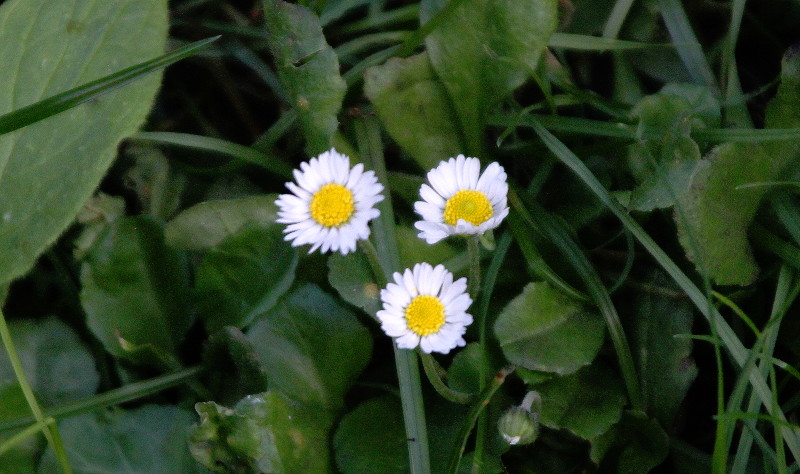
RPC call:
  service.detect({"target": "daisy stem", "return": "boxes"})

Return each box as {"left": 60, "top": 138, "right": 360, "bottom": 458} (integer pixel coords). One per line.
{"left": 360, "top": 237, "right": 431, "bottom": 474}
{"left": 446, "top": 366, "right": 514, "bottom": 474}
{"left": 355, "top": 115, "right": 431, "bottom": 474}
{"left": 467, "top": 237, "right": 481, "bottom": 298}
{"left": 0, "top": 308, "right": 72, "bottom": 473}
{"left": 471, "top": 233, "right": 513, "bottom": 473}
{"left": 419, "top": 352, "right": 473, "bottom": 404}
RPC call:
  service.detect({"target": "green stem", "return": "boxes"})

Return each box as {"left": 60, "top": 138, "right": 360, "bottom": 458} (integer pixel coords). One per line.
{"left": 470, "top": 233, "right": 513, "bottom": 473}
{"left": 355, "top": 116, "right": 430, "bottom": 474}
{"left": 419, "top": 352, "right": 472, "bottom": 404}
{"left": 0, "top": 417, "right": 55, "bottom": 456}
{"left": 0, "top": 366, "right": 203, "bottom": 433}
{"left": 467, "top": 237, "right": 481, "bottom": 299}
{"left": 447, "top": 367, "right": 514, "bottom": 474}
{"left": 0, "top": 310, "right": 72, "bottom": 473}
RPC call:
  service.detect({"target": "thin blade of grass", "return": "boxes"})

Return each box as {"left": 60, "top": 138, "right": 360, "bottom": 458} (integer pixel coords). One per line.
{"left": 0, "top": 367, "right": 202, "bottom": 434}
{"left": 603, "top": 0, "right": 636, "bottom": 39}
{"left": 657, "top": 0, "right": 718, "bottom": 92}
{"left": 130, "top": 131, "right": 293, "bottom": 178}
{"left": 0, "top": 37, "right": 219, "bottom": 136}
{"left": 549, "top": 32, "right": 668, "bottom": 51}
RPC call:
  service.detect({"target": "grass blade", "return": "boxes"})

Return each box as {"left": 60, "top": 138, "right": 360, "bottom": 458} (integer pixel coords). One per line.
{"left": 657, "top": 0, "right": 718, "bottom": 92}
{"left": 0, "top": 37, "right": 219, "bottom": 136}
{"left": 131, "top": 131, "right": 293, "bottom": 178}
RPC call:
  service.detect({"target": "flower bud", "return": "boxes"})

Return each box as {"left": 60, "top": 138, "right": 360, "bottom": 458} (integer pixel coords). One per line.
{"left": 498, "top": 391, "right": 540, "bottom": 446}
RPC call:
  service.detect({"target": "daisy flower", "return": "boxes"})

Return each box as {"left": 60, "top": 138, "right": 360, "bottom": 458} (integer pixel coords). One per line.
{"left": 377, "top": 262, "right": 473, "bottom": 354}
{"left": 275, "top": 149, "right": 384, "bottom": 255}
{"left": 414, "top": 155, "right": 509, "bottom": 244}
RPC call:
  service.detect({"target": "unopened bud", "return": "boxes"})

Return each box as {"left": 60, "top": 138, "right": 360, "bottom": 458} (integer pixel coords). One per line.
{"left": 498, "top": 391, "right": 540, "bottom": 446}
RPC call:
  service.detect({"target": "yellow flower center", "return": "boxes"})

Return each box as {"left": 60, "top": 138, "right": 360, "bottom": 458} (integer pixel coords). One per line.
{"left": 405, "top": 295, "right": 445, "bottom": 336}
{"left": 310, "top": 183, "right": 355, "bottom": 227}
{"left": 443, "top": 190, "right": 493, "bottom": 226}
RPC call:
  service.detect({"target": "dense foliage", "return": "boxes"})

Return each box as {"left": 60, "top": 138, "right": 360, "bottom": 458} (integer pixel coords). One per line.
{"left": 2, "top": 0, "right": 800, "bottom": 472}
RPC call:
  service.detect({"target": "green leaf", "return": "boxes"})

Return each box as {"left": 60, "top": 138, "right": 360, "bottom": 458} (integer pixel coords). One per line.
{"left": 424, "top": 0, "right": 558, "bottom": 154}
{"left": 80, "top": 216, "right": 192, "bottom": 360}
{"left": 494, "top": 282, "right": 605, "bottom": 375}
{"left": 165, "top": 195, "right": 282, "bottom": 251}
{"left": 327, "top": 251, "right": 382, "bottom": 317}
{"left": 364, "top": 52, "right": 464, "bottom": 170}
{"left": 627, "top": 84, "right": 718, "bottom": 211}
{"left": 190, "top": 392, "right": 331, "bottom": 473}
{"left": 446, "top": 343, "right": 482, "bottom": 395}
{"left": 38, "top": 405, "right": 201, "bottom": 473}
{"left": 628, "top": 273, "right": 697, "bottom": 427}
{"left": 246, "top": 284, "right": 372, "bottom": 411}
{"left": 0, "top": 0, "right": 167, "bottom": 284}
{"left": 333, "top": 396, "right": 408, "bottom": 474}
{"left": 535, "top": 361, "right": 626, "bottom": 440}
{"left": 675, "top": 46, "right": 800, "bottom": 285}
{"left": 196, "top": 224, "right": 298, "bottom": 333}
{"left": 0, "top": 317, "right": 98, "bottom": 407}
{"left": 264, "top": 0, "right": 346, "bottom": 155}
{"left": 202, "top": 327, "right": 269, "bottom": 407}
{"left": 590, "top": 410, "right": 669, "bottom": 473}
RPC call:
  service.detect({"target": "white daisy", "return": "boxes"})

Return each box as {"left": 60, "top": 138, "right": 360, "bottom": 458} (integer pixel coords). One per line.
{"left": 414, "top": 155, "right": 509, "bottom": 244}
{"left": 377, "top": 262, "right": 473, "bottom": 354}
{"left": 275, "top": 148, "right": 384, "bottom": 255}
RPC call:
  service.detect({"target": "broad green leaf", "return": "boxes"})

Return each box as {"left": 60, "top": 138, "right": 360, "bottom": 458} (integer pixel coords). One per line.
{"left": 263, "top": 0, "right": 346, "bottom": 155}
{"left": 165, "top": 195, "right": 281, "bottom": 251}
{"left": 590, "top": 410, "right": 669, "bottom": 473}
{"left": 246, "top": 284, "right": 372, "bottom": 411}
{"left": 196, "top": 224, "right": 298, "bottom": 333}
{"left": 202, "top": 327, "right": 269, "bottom": 406}
{"left": 676, "top": 46, "right": 800, "bottom": 285}
{"left": 446, "top": 342, "right": 482, "bottom": 395}
{"left": 423, "top": 0, "right": 558, "bottom": 154}
{"left": 0, "top": 316, "right": 98, "bottom": 407}
{"left": 80, "top": 216, "right": 192, "bottom": 360}
{"left": 38, "top": 405, "right": 201, "bottom": 473}
{"left": 628, "top": 273, "right": 697, "bottom": 427}
{"left": 534, "top": 361, "right": 626, "bottom": 440}
{"left": 333, "top": 396, "right": 407, "bottom": 474}
{"left": 364, "top": 52, "right": 464, "bottom": 170}
{"left": 627, "top": 84, "right": 718, "bottom": 211}
{"left": 494, "top": 282, "right": 605, "bottom": 375}
{"left": 190, "top": 392, "right": 331, "bottom": 473}
{"left": 0, "top": 0, "right": 167, "bottom": 284}
{"left": 328, "top": 251, "right": 382, "bottom": 317}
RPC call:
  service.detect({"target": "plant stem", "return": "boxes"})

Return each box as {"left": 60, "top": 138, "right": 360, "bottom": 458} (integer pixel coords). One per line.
{"left": 467, "top": 236, "right": 481, "bottom": 298}
{"left": 419, "top": 352, "right": 472, "bottom": 404}
{"left": 355, "top": 116, "right": 431, "bottom": 474}
{"left": 471, "top": 233, "right": 512, "bottom": 473}
{"left": 0, "top": 309, "right": 72, "bottom": 473}
{"left": 447, "top": 366, "right": 514, "bottom": 474}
